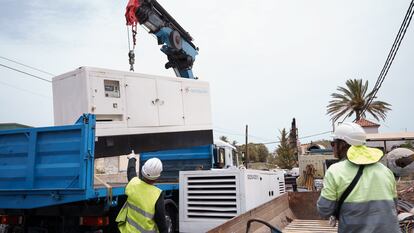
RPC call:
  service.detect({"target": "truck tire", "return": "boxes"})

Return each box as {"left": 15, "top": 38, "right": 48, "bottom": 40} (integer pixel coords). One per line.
{"left": 165, "top": 211, "right": 174, "bottom": 233}
{"left": 165, "top": 206, "right": 178, "bottom": 233}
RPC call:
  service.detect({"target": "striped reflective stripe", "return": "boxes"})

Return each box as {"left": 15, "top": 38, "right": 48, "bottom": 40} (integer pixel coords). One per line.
{"left": 126, "top": 216, "right": 157, "bottom": 233}
{"left": 318, "top": 197, "right": 400, "bottom": 233}
{"left": 127, "top": 202, "right": 154, "bottom": 219}
{"left": 317, "top": 196, "right": 337, "bottom": 218}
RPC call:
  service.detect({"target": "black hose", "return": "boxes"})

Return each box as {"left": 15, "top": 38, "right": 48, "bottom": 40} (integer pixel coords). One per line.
{"left": 245, "top": 219, "right": 282, "bottom": 233}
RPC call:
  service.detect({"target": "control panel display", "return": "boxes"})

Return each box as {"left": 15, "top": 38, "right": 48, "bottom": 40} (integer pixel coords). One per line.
{"left": 104, "top": 80, "right": 120, "bottom": 98}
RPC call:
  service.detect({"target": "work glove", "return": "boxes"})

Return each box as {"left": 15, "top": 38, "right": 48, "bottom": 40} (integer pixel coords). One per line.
{"left": 329, "top": 216, "right": 337, "bottom": 227}
{"left": 127, "top": 150, "right": 137, "bottom": 160}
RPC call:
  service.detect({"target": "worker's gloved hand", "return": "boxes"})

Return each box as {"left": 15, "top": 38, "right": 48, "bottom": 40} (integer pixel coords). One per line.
{"left": 329, "top": 216, "right": 337, "bottom": 227}
{"left": 127, "top": 150, "right": 137, "bottom": 160}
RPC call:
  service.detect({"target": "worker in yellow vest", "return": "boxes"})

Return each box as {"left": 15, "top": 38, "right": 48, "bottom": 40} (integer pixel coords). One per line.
{"left": 116, "top": 152, "right": 168, "bottom": 233}
{"left": 317, "top": 122, "right": 400, "bottom": 233}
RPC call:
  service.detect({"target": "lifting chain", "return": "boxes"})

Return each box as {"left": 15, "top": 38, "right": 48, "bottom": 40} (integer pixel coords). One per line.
{"left": 128, "top": 25, "right": 138, "bottom": 72}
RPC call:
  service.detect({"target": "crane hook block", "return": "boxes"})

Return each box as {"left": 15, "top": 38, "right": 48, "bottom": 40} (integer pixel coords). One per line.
{"left": 128, "top": 50, "right": 135, "bottom": 71}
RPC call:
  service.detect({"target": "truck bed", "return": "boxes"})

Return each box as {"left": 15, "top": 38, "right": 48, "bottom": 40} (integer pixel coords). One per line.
{"left": 0, "top": 115, "right": 131, "bottom": 209}
{"left": 207, "top": 192, "right": 328, "bottom": 233}
{"left": 0, "top": 114, "right": 187, "bottom": 210}
{"left": 283, "top": 219, "right": 337, "bottom": 233}
{"left": 0, "top": 115, "right": 99, "bottom": 209}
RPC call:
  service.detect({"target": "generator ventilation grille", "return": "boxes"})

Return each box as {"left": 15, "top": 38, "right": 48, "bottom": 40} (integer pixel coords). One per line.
{"left": 279, "top": 180, "right": 286, "bottom": 194}
{"left": 185, "top": 175, "right": 238, "bottom": 220}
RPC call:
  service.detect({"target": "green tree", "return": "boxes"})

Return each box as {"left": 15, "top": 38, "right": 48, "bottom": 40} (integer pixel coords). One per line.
{"left": 327, "top": 79, "right": 391, "bottom": 122}
{"left": 256, "top": 144, "right": 269, "bottom": 162}
{"left": 274, "top": 128, "right": 296, "bottom": 169}
{"left": 238, "top": 143, "right": 269, "bottom": 162}
{"left": 399, "top": 141, "right": 414, "bottom": 149}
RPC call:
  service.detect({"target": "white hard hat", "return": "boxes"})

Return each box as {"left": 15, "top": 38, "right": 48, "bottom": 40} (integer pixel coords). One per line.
{"left": 333, "top": 122, "right": 366, "bottom": 146}
{"left": 141, "top": 158, "right": 163, "bottom": 180}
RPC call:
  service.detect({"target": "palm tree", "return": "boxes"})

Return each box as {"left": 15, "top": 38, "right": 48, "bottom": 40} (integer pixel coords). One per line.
{"left": 327, "top": 79, "right": 391, "bottom": 122}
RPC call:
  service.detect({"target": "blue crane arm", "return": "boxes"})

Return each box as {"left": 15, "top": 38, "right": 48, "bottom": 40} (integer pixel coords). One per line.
{"left": 131, "top": 0, "right": 198, "bottom": 79}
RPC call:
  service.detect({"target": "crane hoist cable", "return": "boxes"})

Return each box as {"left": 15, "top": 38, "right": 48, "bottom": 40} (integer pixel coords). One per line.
{"left": 125, "top": 0, "right": 140, "bottom": 71}
{"left": 0, "top": 56, "right": 55, "bottom": 76}
{"left": 127, "top": 25, "right": 137, "bottom": 71}
{"left": 124, "top": 0, "right": 198, "bottom": 78}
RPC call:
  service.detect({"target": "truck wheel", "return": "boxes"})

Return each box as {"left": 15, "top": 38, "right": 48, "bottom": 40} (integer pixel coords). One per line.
{"left": 165, "top": 211, "right": 174, "bottom": 233}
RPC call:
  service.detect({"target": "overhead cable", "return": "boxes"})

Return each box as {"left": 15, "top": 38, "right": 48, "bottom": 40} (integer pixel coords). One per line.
{"left": 299, "top": 130, "right": 332, "bottom": 139}
{"left": 374, "top": 0, "right": 414, "bottom": 90}
{"left": 0, "top": 56, "right": 56, "bottom": 76}
{"left": 213, "top": 128, "right": 274, "bottom": 142}
{"left": 0, "top": 63, "right": 52, "bottom": 83}
{"left": 259, "top": 130, "right": 332, "bottom": 145}
{"left": 360, "top": 0, "right": 414, "bottom": 118}
{"left": 0, "top": 80, "right": 51, "bottom": 100}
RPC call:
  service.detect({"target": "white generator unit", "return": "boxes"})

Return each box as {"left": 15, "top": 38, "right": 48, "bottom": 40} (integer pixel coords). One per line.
{"left": 52, "top": 67, "right": 213, "bottom": 157}
{"left": 179, "top": 169, "right": 285, "bottom": 233}
{"left": 52, "top": 67, "right": 212, "bottom": 136}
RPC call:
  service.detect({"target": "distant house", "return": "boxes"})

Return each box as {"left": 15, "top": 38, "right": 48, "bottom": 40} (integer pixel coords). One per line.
{"left": 299, "top": 142, "right": 332, "bottom": 155}
{"left": 0, "top": 123, "right": 32, "bottom": 130}
{"left": 355, "top": 118, "right": 380, "bottom": 134}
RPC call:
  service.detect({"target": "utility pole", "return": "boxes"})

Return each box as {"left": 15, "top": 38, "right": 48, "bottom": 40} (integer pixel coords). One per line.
{"left": 245, "top": 125, "right": 249, "bottom": 169}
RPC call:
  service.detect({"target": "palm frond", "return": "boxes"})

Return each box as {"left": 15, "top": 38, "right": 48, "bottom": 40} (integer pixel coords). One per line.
{"left": 326, "top": 78, "right": 391, "bottom": 122}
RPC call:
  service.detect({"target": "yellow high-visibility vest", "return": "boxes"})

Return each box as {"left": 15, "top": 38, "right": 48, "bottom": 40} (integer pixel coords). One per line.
{"left": 116, "top": 177, "right": 162, "bottom": 233}
{"left": 317, "top": 159, "right": 399, "bottom": 233}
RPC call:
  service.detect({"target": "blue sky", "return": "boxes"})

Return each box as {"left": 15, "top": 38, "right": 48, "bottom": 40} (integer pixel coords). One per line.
{"left": 0, "top": 0, "right": 413, "bottom": 150}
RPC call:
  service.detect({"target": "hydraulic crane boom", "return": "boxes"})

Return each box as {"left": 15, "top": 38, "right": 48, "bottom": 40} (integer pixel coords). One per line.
{"left": 126, "top": 0, "right": 198, "bottom": 79}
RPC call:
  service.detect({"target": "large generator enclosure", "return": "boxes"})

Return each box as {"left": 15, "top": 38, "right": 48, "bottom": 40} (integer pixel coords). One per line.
{"left": 179, "top": 169, "right": 286, "bottom": 233}
{"left": 52, "top": 67, "right": 213, "bottom": 157}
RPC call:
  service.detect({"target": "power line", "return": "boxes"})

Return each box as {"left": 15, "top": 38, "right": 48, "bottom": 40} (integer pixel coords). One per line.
{"left": 0, "top": 80, "right": 52, "bottom": 100}
{"left": 359, "top": 0, "right": 414, "bottom": 119}
{"left": 213, "top": 127, "right": 244, "bottom": 135}
{"left": 374, "top": 1, "right": 413, "bottom": 89}
{"left": 213, "top": 128, "right": 274, "bottom": 142}
{"left": 214, "top": 126, "right": 274, "bottom": 141}
{"left": 299, "top": 130, "right": 332, "bottom": 140}
{"left": 215, "top": 125, "right": 332, "bottom": 145}
{"left": 0, "top": 63, "right": 52, "bottom": 83}
{"left": 0, "top": 56, "right": 56, "bottom": 76}
{"left": 255, "top": 130, "right": 332, "bottom": 145}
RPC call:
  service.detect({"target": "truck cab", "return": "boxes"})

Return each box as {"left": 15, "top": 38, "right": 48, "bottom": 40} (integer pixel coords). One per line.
{"left": 213, "top": 140, "right": 239, "bottom": 169}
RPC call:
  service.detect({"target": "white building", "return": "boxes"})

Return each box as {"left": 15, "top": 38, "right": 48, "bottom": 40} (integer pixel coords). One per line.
{"left": 356, "top": 119, "right": 414, "bottom": 153}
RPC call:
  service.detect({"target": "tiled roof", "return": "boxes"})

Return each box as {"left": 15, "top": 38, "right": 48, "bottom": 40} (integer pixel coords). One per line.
{"left": 356, "top": 118, "right": 380, "bottom": 127}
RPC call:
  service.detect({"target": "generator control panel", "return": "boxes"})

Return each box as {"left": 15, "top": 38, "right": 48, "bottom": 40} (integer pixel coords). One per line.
{"left": 104, "top": 80, "right": 120, "bottom": 98}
